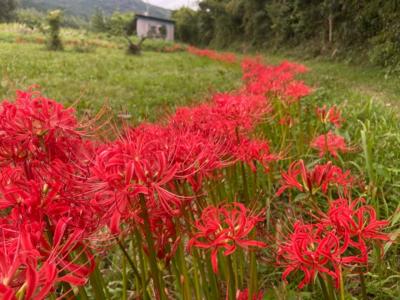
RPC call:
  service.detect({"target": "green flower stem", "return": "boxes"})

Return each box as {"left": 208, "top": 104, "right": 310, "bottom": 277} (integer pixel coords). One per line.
{"left": 89, "top": 264, "right": 109, "bottom": 300}
{"left": 318, "top": 275, "right": 330, "bottom": 300}
{"left": 248, "top": 250, "right": 258, "bottom": 299}
{"left": 122, "top": 255, "right": 127, "bottom": 300}
{"left": 240, "top": 162, "right": 250, "bottom": 204}
{"left": 117, "top": 237, "right": 141, "bottom": 282}
{"left": 226, "top": 255, "right": 237, "bottom": 300}
{"left": 236, "top": 250, "right": 244, "bottom": 288}
{"left": 176, "top": 236, "right": 193, "bottom": 300}
{"left": 133, "top": 231, "right": 151, "bottom": 300}
{"left": 339, "top": 266, "right": 346, "bottom": 300}
{"left": 77, "top": 286, "right": 89, "bottom": 300}
{"left": 186, "top": 207, "right": 214, "bottom": 299}
{"left": 171, "top": 259, "right": 184, "bottom": 299}
{"left": 139, "top": 194, "right": 167, "bottom": 300}
{"left": 205, "top": 254, "right": 220, "bottom": 299}
{"left": 193, "top": 249, "right": 211, "bottom": 299}
{"left": 359, "top": 271, "right": 368, "bottom": 300}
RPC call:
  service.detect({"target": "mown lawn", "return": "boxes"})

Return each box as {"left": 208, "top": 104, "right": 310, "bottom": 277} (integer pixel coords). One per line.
{"left": 0, "top": 41, "right": 242, "bottom": 122}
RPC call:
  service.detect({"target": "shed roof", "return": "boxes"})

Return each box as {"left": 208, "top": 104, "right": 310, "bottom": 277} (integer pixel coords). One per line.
{"left": 135, "top": 14, "right": 175, "bottom": 24}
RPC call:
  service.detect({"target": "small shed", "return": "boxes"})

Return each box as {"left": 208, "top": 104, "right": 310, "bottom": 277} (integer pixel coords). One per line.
{"left": 135, "top": 14, "right": 175, "bottom": 41}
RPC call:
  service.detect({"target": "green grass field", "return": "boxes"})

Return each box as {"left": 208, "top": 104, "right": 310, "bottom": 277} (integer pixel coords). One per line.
{"left": 0, "top": 26, "right": 242, "bottom": 122}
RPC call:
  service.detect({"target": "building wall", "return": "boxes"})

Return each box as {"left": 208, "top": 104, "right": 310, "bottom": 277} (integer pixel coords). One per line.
{"left": 136, "top": 18, "right": 174, "bottom": 41}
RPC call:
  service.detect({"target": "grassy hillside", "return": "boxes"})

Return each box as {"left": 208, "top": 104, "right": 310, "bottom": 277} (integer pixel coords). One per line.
{"left": 20, "top": 0, "right": 171, "bottom": 19}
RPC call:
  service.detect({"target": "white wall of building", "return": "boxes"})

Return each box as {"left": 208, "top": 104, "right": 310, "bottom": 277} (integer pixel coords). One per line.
{"left": 136, "top": 18, "right": 175, "bottom": 41}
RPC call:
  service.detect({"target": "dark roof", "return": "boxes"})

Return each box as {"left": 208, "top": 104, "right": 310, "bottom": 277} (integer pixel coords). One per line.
{"left": 135, "top": 14, "right": 175, "bottom": 24}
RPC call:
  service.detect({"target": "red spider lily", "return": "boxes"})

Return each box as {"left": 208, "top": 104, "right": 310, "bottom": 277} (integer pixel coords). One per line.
{"left": 283, "top": 81, "right": 311, "bottom": 104}
{"left": 311, "top": 131, "right": 349, "bottom": 158}
{"left": 319, "top": 198, "right": 389, "bottom": 262}
{"left": 0, "top": 90, "right": 98, "bottom": 299}
{"left": 278, "top": 199, "right": 389, "bottom": 289}
{"left": 90, "top": 122, "right": 229, "bottom": 234}
{"left": 89, "top": 138, "right": 173, "bottom": 233}
{"left": 92, "top": 104, "right": 273, "bottom": 234}
{"left": 145, "top": 209, "right": 181, "bottom": 263}
{"left": 188, "top": 202, "right": 266, "bottom": 273}
{"left": 235, "top": 288, "right": 264, "bottom": 300}
{"left": 316, "top": 105, "right": 344, "bottom": 128}
{"left": 276, "top": 160, "right": 354, "bottom": 196}
{"left": 167, "top": 89, "right": 276, "bottom": 185}
{"left": 0, "top": 217, "right": 94, "bottom": 300}
{"left": 233, "top": 138, "right": 279, "bottom": 172}
{"left": 0, "top": 164, "right": 98, "bottom": 235}
{"left": 0, "top": 90, "right": 82, "bottom": 170}
{"left": 241, "top": 58, "right": 311, "bottom": 104}
{"left": 279, "top": 60, "right": 310, "bottom": 74}
{"left": 242, "top": 58, "right": 308, "bottom": 85}
{"left": 0, "top": 90, "right": 97, "bottom": 229}
{"left": 171, "top": 91, "right": 271, "bottom": 139}
{"left": 277, "top": 221, "right": 343, "bottom": 289}
{"left": 166, "top": 126, "right": 236, "bottom": 192}
{"left": 168, "top": 92, "right": 275, "bottom": 188}
{"left": 188, "top": 46, "right": 237, "bottom": 64}
{"left": 212, "top": 92, "right": 272, "bottom": 132}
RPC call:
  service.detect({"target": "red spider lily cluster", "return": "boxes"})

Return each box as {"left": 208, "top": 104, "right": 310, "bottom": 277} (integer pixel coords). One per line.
{"left": 188, "top": 203, "right": 266, "bottom": 273}
{"left": 188, "top": 46, "right": 237, "bottom": 64}
{"left": 241, "top": 58, "right": 310, "bottom": 104}
{"left": 311, "top": 131, "right": 350, "bottom": 158}
{"left": 0, "top": 48, "right": 391, "bottom": 299}
{"left": 276, "top": 160, "right": 354, "bottom": 197}
{"left": 277, "top": 198, "right": 389, "bottom": 289}
{"left": 0, "top": 90, "right": 96, "bottom": 299}
{"left": 275, "top": 104, "right": 388, "bottom": 290}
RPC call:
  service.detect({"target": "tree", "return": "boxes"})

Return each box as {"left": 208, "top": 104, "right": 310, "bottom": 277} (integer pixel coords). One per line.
{"left": 108, "top": 12, "right": 134, "bottom": 36}
{"left": 172, "top": 7, "right": 199, "bottom": 44}
{"left": 0, "top": 0, "right": 17, "bottom": 22}
{"left": 172, "top": 0, "right": 400, "bottom": 70}
{"left": 16, "top": 8, "right": 44, "bottom": 29}
{"left": 91, "top": 8, "right": 108, "bottom": 32}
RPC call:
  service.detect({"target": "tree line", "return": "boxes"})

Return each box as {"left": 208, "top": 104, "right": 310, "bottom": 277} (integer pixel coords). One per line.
{"left": 173, "top": 0, "right": 400, "bottom": 70}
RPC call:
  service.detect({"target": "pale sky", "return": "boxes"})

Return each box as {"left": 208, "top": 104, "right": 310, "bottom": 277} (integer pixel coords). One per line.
{"left": 146, "top": 0, "right": 198, "bottom": 10}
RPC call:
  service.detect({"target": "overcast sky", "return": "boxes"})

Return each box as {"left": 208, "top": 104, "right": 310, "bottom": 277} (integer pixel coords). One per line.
{"left": 146, "top": 0, "right": 198, "bottom": 10}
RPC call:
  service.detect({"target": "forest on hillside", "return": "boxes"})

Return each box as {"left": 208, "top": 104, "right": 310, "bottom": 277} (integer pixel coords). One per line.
{"left": 173, "top": 1, "right": 400, "bottom": 72}
{"left": 3, "top": 0, "right": 400, "bottom": 72}
{"left": 0, "top": 0, "right": 170, "bottom": 29}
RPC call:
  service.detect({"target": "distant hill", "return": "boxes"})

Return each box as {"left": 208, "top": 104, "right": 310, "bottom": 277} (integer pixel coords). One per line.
{"left": 20, "top": 0, "right": 171, "bottom": 19}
